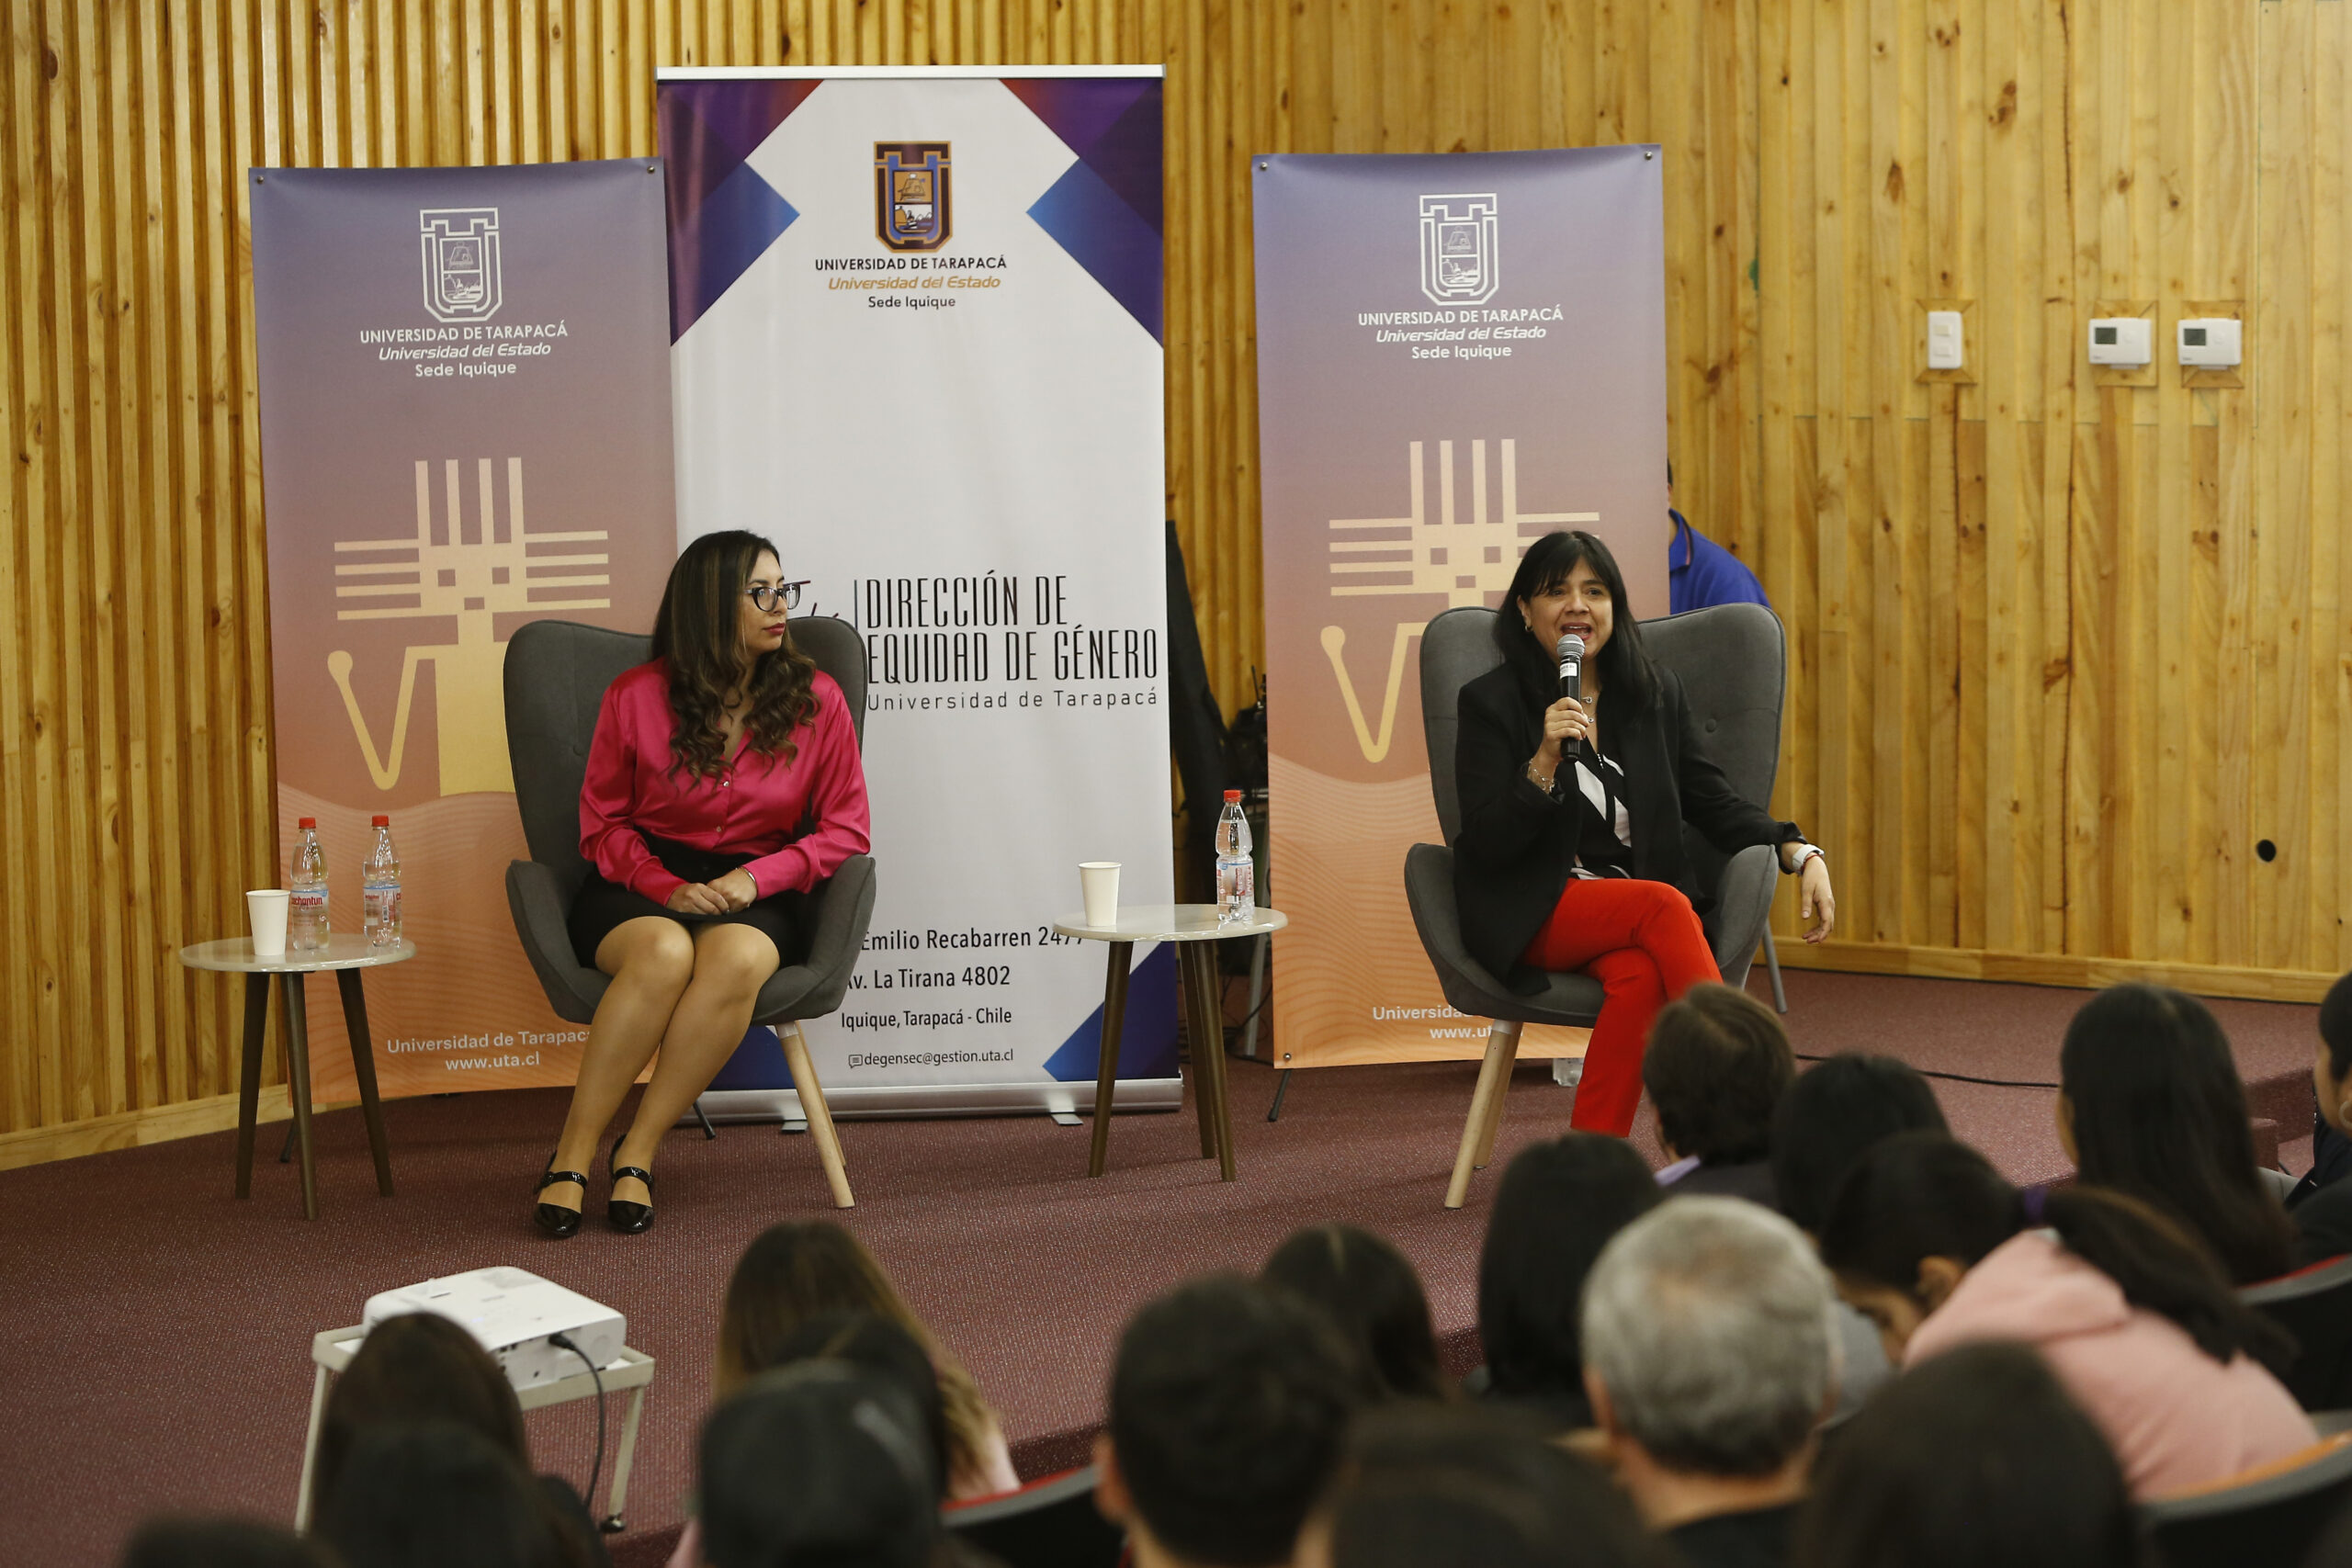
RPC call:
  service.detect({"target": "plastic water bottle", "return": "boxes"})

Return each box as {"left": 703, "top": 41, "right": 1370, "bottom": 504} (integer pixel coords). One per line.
{"left": 363, "top": 815, "right": 402, "bottom": 947}
{"left": 1215, "top": 790, "right": 1255, "bottom": 924}
{"left": 289, "top": 818, "right": 330, "bottom": 953}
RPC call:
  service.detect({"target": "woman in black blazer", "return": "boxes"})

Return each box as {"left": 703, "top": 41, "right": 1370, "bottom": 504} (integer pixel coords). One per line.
{"left": 1453, "top": 530, "right": 1836, "bottom": 1136}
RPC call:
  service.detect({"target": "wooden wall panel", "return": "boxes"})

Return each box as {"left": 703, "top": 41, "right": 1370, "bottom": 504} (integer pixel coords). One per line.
{"left": 4, "top": 0, "right": 2349, "bottom": 1159}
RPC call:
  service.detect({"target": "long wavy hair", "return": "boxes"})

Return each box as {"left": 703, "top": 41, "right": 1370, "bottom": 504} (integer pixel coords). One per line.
{"left": 1491, "top": 530, "right": 1657, "bottom": 713}
{"left": 650, "top": 529, "right": 818, "bottom": 781}
{"left": 714, "top": 1221, "right": 1002, "bottom": 1499}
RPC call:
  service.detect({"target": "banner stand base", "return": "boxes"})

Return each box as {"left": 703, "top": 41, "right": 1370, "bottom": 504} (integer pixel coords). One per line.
{"left": 684, "top": 1078, "right": 1184, "bottom": 1128}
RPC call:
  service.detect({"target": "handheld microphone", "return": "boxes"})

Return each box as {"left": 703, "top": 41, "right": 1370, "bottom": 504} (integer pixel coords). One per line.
{"left": 1555, "top": 634, "right": 1585, "bottom": 702}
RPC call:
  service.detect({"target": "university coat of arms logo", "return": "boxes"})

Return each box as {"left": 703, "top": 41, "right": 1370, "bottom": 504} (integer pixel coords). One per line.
{"left": 420, "top": 209, "right": 503, "bottom": 322}
{"left": 875, "top": 143, "right": 952, "bottom": 253}
{"left": 1418, "top": 193, "right": 1499, "bottom": 307}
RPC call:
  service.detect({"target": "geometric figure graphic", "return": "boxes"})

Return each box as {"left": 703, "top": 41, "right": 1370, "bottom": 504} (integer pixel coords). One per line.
{"left": 657, "top": 78, "right": 820, "bottom": 339}
{"left": 1328, "top": 438, "right": 1597, "bottom": 607}
{"left": 1043, "top": 943, "right": 1180, "bottom": 1083}
{"left": 1028, "top": 154, "right": 1164, "bottom": 342}
{"left": 327, "top": 458, "right": 611, "bottom": 795}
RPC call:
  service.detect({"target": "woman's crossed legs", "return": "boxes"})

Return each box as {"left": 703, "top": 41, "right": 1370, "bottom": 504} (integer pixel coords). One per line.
{"left": 540, "top": 916, "right": 780, "bottom": 1215}
{"left": 1520, "top": 877, "right": 1721, "bottom": 1137}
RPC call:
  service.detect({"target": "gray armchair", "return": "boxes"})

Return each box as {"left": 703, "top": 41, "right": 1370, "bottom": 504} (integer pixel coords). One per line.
{"left": 502, "top": 616, "right": 876, "bottom": 1209}
{"left": 1405, "top": 603, "right": 1787, "bottom": 1208}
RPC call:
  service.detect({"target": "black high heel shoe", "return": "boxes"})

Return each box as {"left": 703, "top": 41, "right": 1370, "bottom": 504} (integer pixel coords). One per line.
{"left": 535, "top": 1156, "right": 588, "bottom": 1239}
{"left": 607, "top": 1152, "right": 655, "bottom": 1235}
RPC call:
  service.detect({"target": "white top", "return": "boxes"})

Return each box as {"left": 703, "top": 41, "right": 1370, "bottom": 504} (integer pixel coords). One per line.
{"left": 178, "top": 936, "right": 417, "bottom": 974}
{"left": 1052, "top": 904, "right": 1287, "bottom": 943}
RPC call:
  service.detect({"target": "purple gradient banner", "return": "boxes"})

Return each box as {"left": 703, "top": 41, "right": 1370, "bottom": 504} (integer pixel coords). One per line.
{"left": 249, "top": 161, "right": 675, "bottom": 1099}
{"left": 1251, "top": 147, "right": 1668, "bottom": 1066}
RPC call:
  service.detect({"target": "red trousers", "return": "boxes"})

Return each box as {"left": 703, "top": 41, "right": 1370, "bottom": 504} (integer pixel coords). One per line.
{"left": 1521, "top": 877, "right": 1722, "bottom": 1137}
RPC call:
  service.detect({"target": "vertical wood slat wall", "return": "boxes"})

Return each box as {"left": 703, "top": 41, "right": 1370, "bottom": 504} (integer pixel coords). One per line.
{"left": 0, "top": 0, "right": 2343, "bottom": 1156}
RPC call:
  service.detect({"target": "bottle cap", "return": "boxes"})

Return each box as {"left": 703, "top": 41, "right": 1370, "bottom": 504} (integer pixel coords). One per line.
{"left": 298, "top": 817, "right": 317, "bottom": 829}
{"left": 372, "top": 815, "right": 390, "bottom": 827}
{"left": 1224, "top": 789, "right": 1242, "bottom": 802}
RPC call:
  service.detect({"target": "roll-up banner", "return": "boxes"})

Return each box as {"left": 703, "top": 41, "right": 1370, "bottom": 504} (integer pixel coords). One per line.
{"left": 250, "top": 161, "right": 677, "bottom": 1099}
{"left": 659, "top": 67, "right": 1178, "bottom": 1119}
{"left": 1251, "top": 148, "right": 1669, "bottom": 1067}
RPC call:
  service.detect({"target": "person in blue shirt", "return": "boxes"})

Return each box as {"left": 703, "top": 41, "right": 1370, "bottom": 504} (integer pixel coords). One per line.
{"left": 1668, "top": 461, "right": 1770, "bottom": 615}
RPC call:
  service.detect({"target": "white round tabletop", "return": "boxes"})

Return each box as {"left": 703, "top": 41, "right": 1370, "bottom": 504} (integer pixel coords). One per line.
{"left": 177, "top": 936, "right": 417, "bottom": 974}
{"left": 1052, "top": 904, "right": 1287, "bottom": 942}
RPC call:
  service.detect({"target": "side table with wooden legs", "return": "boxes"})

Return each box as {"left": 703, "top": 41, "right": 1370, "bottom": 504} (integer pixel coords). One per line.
{"left": 1053, "top": 905, "right": 1286, "bottom": 1181}
{"left": 177, "top": 936, "right": 413, "bottom": 1220}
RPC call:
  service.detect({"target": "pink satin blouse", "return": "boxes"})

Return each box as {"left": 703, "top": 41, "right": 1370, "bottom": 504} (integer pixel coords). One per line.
{"left": 578, "top": 660, "right": 871, "bottom": 905}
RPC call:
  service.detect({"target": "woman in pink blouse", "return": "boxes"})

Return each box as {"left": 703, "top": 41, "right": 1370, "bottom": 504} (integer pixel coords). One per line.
{"left": 535, "top": 530, "right": 871, "bottom": 1237}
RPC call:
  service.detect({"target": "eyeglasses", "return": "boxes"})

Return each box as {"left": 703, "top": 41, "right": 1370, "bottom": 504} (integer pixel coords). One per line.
{"left": 744, "top": 581, "right": 807, "bottom": 614}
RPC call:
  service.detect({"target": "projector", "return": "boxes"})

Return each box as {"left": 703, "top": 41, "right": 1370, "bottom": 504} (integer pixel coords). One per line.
{"left": 363, "top": 1267, "right": 626, "bottom": 1391}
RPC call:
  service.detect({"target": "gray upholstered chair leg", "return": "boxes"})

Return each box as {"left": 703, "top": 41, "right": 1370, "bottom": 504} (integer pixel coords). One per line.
{"left": 1448, "top": 1020, "right": 1523, "bottom": 1210}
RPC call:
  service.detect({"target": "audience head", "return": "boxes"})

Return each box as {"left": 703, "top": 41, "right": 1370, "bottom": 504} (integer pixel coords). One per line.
{"left": 1477, "top": 1133, "right": 1663, "bottom": 1418}
{"left": 764, "top": 1311, "right": 953, "bottom": 1499}
{"left": 1261, "top": 1224, "right": 1447, "bottom": 1402}
{"left": 119, "top": 1518, "right": 335, "bottom": 1568}
{"left": 698, "top": 1362, "right": 941, "bottom": 1568}
{"left": 1792, "top": 1341, "right": 2142, "bottom": 1568}
{"left": 314, "top": 1421, "right": 582, "bottom": 1568}
{"left": 1817, "top": 1131, "right": 2288, "bottom": 1373}
{"left": 311, "top": 1311, "right": 530, "bottom": 1522}
{"left": 1300, "top": 1403, "right": 1667, "bottom": 1568}
{"left": 1771, "top": 1054, "right": 1948, "bottom": 1234}
{"left": 716, "top": 1221, "right": 996, "bottom": 1494}
{"left": 1581, "top": 1197, "right": 1836, "bottom": 1482}
{"left": 1644, "top": 984, "right": 1798, "bottom": 1167}
{"left": 2316, "top": 969, "right": 2352, "bottom": 1136}
{"left": 1100, "top": 1274, "right": 1363, "bottom": 1568}
{"left": 2058, "top": 981, "right": 2294, "bottom": 1283}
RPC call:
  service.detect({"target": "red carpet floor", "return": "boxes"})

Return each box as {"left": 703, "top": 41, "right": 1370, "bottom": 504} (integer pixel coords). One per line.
{"left": 0, "top": 970, "right": 2321, "bottom": 1565}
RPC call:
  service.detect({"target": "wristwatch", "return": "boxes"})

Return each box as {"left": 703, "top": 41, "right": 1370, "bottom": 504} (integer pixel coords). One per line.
{"left": 1787, "top": 842, "right": 1826, "bottom": 875}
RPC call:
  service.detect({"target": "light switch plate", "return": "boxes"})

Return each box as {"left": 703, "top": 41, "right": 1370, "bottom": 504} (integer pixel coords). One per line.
{"left": 1926, "top": 310, "right": 1963, "bottom": 370}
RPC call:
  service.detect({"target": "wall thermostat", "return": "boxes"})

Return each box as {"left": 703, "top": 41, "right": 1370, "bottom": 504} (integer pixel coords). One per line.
{"left": 2088, "top": 317, "right": 2153, "bottom": 367}
{"left": 2177, "top": 317, "right": 2243, "bottom": 368}
{"left": 1926, "top": 310, "right": 1964, "bottom": 370}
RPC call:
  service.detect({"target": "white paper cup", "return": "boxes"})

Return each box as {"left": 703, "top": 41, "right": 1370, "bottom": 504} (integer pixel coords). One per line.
{"left": 1080, "top": 863, "right": 1121, "bottom": 928}
{"left": 247, "top": 889, "right": 291, "bottom": 957}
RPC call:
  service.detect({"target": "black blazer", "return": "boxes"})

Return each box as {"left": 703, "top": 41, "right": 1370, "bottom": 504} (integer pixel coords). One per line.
{"left": 1451, "top": 660, "right": 1798, "bottom": 990}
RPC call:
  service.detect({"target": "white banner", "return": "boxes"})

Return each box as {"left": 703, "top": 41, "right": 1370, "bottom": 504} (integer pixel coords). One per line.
{"left": 659, "top": 66, "right": 1175, "bottom": 1112}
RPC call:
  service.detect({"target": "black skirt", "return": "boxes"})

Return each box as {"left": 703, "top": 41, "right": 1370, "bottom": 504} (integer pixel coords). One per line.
{"left": 567, "top": 832, "right": 820, "bottom": 970}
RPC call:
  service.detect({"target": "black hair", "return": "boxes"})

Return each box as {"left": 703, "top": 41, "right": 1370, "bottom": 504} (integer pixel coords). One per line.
{"left": 1321, "top": 1404, "right": 1669, "bottom": 1568}
{"left": 1792, "top": 1341, "right": 2143, "bottom": 1568}
{"left": 1770, "top": 1054, "right": 1949, "bottom": 1233}
{"left": 1491, "top": 530, "right": 1657, "bottom": 712}
{"left": 763, "top": 1311, "right": 953, "bottom": 1500}
{"left": 119, "top": 1518, "right": 336, "bottom": 1568}
{"left": 1261, "top": 1224, "right": 1448, "bottom": 1403}
{"left": 650, "top": 528, "right": 819, "bottom": 781}
{"left": 1643, "top": 983, "right": 1797, "bottom": 1165}
{"left": 1817, "top": 1132, "right": 2292, "bottom": 1374}
{"left": 1476, "top": 1133, "right": 1663, "bottom": 1411}
{"left": 1108, "top": 1274, "right": 1363, "bottom": 1567}
{"left": 2324, "top": 971, "right": 2352, "bottom": 1082}
{"left": 311, "top": 1313, "right": 532, "bottom": 1523}
{"left": 698, "top": 1363, "right": 941, "bottom": 1568}
{"left": 314, "top": 1422, "right": 583, "bottom": 1568}
{"left": 2060, "top": 983, "right": 2296, "bottom": 1284}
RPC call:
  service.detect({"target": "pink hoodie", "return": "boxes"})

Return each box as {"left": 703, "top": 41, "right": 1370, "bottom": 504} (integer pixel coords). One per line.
{"left": 1906, "top": 1230, "right": 2314, "bottom": 1499}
